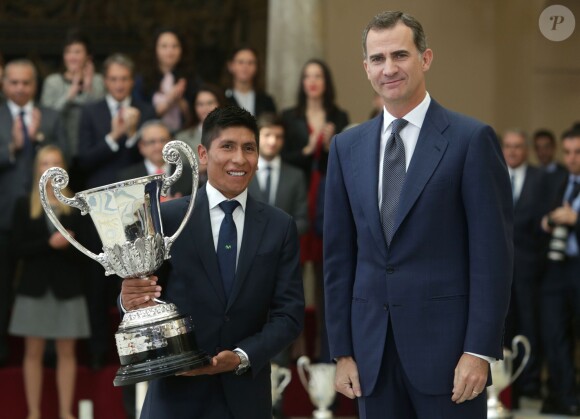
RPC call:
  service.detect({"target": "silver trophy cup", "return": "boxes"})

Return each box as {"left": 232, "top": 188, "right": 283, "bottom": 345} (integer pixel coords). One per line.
{"left": 39, "top": 140, "right": 211, "bottom": 386}
{"left": 271, "top": 363, "right": 292, "bottom": 408}
{"left": 297, "top": 356, "right": 336, "bottom": 419}
{"left": 487, "top": 335, "right": 531, "bottom": 419}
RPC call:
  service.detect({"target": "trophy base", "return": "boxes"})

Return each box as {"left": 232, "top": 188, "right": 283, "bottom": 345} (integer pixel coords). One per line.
{"left": 113, "top": 303, "right": 211, "bottom": 386}
{"left": 113, "top": 349, "right": 211, "bottom": 386}
{"left": 313, "top": 409, "right": 333, "bottom": 419}
{"left": 487, "top": 399, "right": 513, "bottom": 419}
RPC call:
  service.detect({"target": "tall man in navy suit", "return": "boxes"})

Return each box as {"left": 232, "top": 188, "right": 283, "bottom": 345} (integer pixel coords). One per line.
{"left": 120, "top": 106, "right": 304, "bottom": 418}
{"left": 323, "top": 11, "right": 513, "bottom": 419}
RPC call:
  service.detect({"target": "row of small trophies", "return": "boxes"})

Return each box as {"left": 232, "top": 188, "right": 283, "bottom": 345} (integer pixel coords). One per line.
{"left": 38, "top": 140, "right": 531, "bottom": 419}
{"left": 277, "top": 336, "right": 530, "bottom": 419}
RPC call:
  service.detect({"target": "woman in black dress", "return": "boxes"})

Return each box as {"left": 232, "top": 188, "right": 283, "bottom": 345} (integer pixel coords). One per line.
{"left": 9, "top": 145, "right": 90, "bottom": 419}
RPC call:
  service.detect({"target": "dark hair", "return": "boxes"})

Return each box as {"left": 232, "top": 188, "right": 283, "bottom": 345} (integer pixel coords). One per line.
{"left": 532, "top": 129, "right": 556, "bottom": 146}
{"left": 141, "top": 28, "right": 191, "bottom": 98}
{"left": 256, "top": 112, "right": 284, "bottom": 131}
{"left": 562, "top": 127, "right": 580, "bottom": 141}
{"left": 188, "top": 83, "right": 227, "bottom": 127}
{"left": 362, "top": 11, "right": 427, "bottom": 58}
{"left": 296, "top": 59, "right": 337, "bottom": 117}
{"left": 63, "top": 28, "right": 93, "bottom": 56}
{"left": 225, "top": 46, "right": 263, "bottom": 91}
{"left": 201, "top": 106, "right": 259, "bottom": 149}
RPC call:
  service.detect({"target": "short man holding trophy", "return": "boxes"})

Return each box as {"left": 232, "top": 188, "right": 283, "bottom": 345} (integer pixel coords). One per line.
{"left": 120, "top": 106, "right": 305, "bottom": 418}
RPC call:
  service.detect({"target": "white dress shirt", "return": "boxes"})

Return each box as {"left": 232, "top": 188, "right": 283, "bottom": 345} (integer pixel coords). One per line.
{"left": 508, "top": 163, "right": 527, "bottom": 203}
{"left": 256, "top": 155, "right": 281, "bottom": 205}
{"left": 7, "top": 100, "right": 34, "bottom": 126}
{"left": 232, "top": 89, "right": 256, "bottom": 116}
{"left": 144, "top": 159, "right": 169, "bottom": 176}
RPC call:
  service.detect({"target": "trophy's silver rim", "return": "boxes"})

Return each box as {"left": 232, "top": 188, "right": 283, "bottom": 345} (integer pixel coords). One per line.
{"left": 78, "top": 174, "right": 163, "bottom": 196}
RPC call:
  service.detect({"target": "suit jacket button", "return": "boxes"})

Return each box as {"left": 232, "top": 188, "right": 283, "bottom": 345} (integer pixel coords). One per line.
{"left": 386, "top": 266, "right": 395, "bottom": 274}
{"left": 383, "top": 304, "right": 389, "bottom": 311}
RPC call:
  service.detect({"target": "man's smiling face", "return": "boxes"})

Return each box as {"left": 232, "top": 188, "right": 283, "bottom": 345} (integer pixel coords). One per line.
{"left": 199, "top": 126, "right": 258, "bottom": 199}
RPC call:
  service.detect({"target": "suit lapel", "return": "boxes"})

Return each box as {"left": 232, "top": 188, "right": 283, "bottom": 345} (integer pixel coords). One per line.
{"left": 352, "top": 115, "right": 388, "bottom": 254}
{"left": 227, "top": 194, "right": 266, "bottom": 311}
{"left": 275, "top": 165, "right": 290, "bottom": 207}
{"left": 190, "top": 188, "right": 227, "bottom": 306}
{"left": 248, "top": 178, "right": 266, "bottom": 202}
{"left": 392, "top": 101, "right": 449, "bottom": 238}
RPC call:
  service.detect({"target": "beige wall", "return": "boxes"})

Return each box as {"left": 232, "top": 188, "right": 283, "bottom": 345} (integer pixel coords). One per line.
{"left": 321, "top": 0, "right": 580, "bottom": 139}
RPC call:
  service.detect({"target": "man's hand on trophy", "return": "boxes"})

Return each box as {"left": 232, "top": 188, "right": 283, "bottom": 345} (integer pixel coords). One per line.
{"left": 121, "top": 276, "right": 162, "bottom": 310}
{"left": 176, "top": 350, "right": 239, "bottom": 376}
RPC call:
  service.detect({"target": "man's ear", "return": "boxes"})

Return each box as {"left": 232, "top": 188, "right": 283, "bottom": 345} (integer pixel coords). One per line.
{"left": 197, "top": 144, "right": 208, "bottom": 165}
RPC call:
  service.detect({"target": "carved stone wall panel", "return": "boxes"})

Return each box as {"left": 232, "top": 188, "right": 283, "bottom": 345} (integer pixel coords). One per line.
{"left": 0, "top": 0, "right": 268, "bottom": 90}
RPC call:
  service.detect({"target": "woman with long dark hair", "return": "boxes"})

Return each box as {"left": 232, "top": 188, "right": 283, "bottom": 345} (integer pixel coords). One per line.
{"left": 133, "top": 28, "right": 194, "bottom": 133}
{"left": 281, "top": 59, "right": 349, "bottom": 361}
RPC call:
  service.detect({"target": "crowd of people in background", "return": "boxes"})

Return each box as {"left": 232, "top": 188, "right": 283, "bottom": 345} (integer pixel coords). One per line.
{"left": 0, "top": 22, "right": 580, "bottom": 419}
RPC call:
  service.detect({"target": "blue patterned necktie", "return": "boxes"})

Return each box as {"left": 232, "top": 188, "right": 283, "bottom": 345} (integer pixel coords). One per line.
{"left": 567, "top": 180, "right": 580, "bottom": 205}
{"left": 381, "top": 118, "right": 408, "bottom": 245}
{"left": 217, "top": 200, "right": 240, "bottom": 300}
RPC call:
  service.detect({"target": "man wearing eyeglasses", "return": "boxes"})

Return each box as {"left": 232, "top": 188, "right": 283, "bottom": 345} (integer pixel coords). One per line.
{"left": 118, "top": 119, "right": 193, "bottom": 199}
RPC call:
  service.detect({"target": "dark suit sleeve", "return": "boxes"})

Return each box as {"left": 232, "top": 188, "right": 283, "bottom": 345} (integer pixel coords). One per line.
{"left": 77, "top": 105, "right": 116, "bottom": 171}
{"left": 236, "top": 216, "right": 304, "bottom": 375}
{"left": 461, "top": 124, "right": 513, "bottom": 358}
{"left": 292, "top": 171, "right": 309, "bottom": 236}
{"left": 323, "top": 134, "right": 357, "bottom": 358}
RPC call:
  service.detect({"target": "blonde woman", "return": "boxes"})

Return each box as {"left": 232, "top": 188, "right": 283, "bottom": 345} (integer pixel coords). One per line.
{"left": 9, "top": 145, "right": 90, "bottom": 419}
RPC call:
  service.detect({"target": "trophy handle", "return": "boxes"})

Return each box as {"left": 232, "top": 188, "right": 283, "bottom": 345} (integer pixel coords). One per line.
{"left": 508, "top": 334, "right": 531, "bottom": 385}
{"left": 39, "top": 167, "right": 103, "bottom": 265}
{"left": 161, "top": 140, "right": 199, "bottom": 255}
{"left": 277, "top": 366, "right": 292, "bottom": 394}
{"left": 297, "top": 356, "right": 311, "bottom": 390}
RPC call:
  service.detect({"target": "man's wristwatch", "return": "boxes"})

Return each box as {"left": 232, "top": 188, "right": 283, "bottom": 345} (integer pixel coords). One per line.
{"left": 232, "top": 349, "right": 250, "bottom": 375}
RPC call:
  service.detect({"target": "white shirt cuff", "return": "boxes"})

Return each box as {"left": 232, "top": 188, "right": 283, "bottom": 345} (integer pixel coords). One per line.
{"left": 125, "top": 133, "right": 139, "bottom": 148}
{"left": 105, "top": 134, "right": 119, "bottom": 152}
{"left": 465, "top": 352, "right": 495, "bottom": 363}
{"left": 234, "top": 347, "right": 251, "bottom": 365}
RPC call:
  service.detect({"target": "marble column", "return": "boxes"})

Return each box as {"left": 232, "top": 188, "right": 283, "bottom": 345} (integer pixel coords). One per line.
{"left": 266, "top": 0, "right": 325, "bottom": 111}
